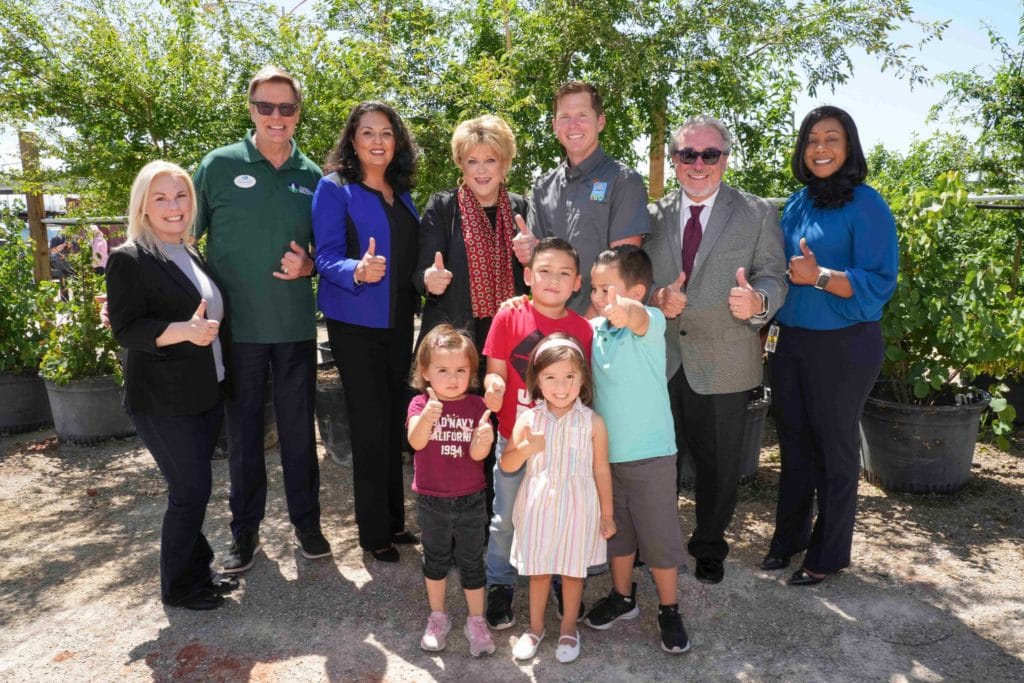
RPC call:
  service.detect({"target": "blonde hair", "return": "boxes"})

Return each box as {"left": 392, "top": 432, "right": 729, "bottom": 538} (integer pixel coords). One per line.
{"left": 248, "top": 65, "right": 303, "bottom": 106}
{"left": 126, "top": 161, "right": 197, "bottom": 253}
{"left": 450, "top": 114, "right": 517, "bottom": 169}
{"left": 411, "top": 324, "right": 480, "bottom": 392}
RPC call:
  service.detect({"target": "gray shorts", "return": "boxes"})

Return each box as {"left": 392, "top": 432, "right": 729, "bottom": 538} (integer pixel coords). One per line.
{"left": 607, "top": 455, "right": 685, "bottom": 569}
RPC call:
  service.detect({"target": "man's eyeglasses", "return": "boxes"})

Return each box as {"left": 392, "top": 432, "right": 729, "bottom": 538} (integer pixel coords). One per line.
{"left": 673, "top": 147, "right": 725, "bottom": 165}
{"left": 250, "top": 101, "right": 299, "bottom": 117}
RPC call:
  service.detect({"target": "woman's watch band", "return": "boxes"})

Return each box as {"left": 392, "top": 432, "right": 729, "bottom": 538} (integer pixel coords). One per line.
{"left": 814, "top": 268, "right": 832, "bottom": 290}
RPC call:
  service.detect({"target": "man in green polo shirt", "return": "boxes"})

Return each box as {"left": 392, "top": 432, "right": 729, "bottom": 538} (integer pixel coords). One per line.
{"left": 193, "top": 65, "right": 330, "bottom": 574}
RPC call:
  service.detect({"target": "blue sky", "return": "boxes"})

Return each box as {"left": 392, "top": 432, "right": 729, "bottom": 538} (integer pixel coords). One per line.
{"left": 1, "top": 1, "right": 1020, "bottom": 172}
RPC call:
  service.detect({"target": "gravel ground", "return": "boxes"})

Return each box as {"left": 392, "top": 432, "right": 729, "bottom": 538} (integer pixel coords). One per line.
{"left": 0, "top": 423, "right": 1022, "bottom": 682}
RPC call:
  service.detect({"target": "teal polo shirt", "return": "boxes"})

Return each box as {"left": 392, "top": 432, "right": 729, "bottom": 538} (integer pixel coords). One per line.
{"left": 591, "top": 306, "right": 677, "bottom": 463}
{"left": 194, "top": 132, "right": 321, "bottom": 343}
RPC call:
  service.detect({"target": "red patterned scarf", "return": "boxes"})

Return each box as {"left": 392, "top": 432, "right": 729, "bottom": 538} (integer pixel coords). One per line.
{"left": 458, "top": 183, "right": 517, "bottom": 319}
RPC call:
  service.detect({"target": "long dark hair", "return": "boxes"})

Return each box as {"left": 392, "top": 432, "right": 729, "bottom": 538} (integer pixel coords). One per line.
{"left": 322, "top": 101, "right": 417, "bottom": 193}
{"left": 791, "top": 106, "right": 867, "bottom": 209}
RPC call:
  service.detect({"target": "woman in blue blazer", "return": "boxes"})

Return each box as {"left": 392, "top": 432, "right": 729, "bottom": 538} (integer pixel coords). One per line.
{"left": 107, "top": 161, "right": 235, "bottom": 609}
{"left": 313, "top": 102, "right": 420, "bottom": 563}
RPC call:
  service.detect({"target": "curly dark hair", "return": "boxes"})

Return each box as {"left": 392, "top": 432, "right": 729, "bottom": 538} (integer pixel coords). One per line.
{"left": 322, "top": 101, "right": 417, "bottom": 193}
{"left": 791, "top": 106, "right": 868, "bottom": 209}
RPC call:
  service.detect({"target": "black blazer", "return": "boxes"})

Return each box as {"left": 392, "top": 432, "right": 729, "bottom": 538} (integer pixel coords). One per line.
{"left": 106, "top": 242, "right": 229, "bottom": 416}
{"left": 413, "top": 188, "right": 529, "bottom": 348}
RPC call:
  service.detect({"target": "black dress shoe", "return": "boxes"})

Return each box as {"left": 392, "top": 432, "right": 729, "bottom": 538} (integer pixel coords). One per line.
{"left": 760, "top": 554, "right": 790, "bottom": 571}
{"left": 206, "top": 574, "right": 240, "bottom": 595}
{"left": 391, "top": 531, "right": 420, "bottom": 545}
{"left": 787, "top": 568, "right": 826, "bottom": 586}
{"left": 694, "top": 558, "right": 724, "bottom": 584}
{"left": 165, "top": 588, "right": 225, "bottom": 611}
{"left": 370, "top": 546, "right": 400, "bottom": 563}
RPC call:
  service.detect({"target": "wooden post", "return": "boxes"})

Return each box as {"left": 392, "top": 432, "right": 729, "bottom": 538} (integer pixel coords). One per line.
{"left": 648, "top": 102, "right": 667, "bottom": 200}
{"left": 18, "top": 130, "right": 50, "bottom": 283}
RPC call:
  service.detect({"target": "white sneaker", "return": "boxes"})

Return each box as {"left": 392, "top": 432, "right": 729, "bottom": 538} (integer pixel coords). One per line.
{"left": 512, "top": 630, "right": 545, "bottom": 660}
{"left": 419, "top": 611, "right": 451, "bottom": 652}
{"left": 555, "top": 630, "right": 581, "bottom": 663}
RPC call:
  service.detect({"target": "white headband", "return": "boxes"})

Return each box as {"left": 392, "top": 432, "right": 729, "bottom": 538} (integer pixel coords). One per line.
{"left": 533, "top": 337, "right": 584, "bottom": 359}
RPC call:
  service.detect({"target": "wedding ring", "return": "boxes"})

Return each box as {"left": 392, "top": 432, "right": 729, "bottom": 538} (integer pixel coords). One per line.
{"left": 283, "top": 267, "right": 289, "bottom": 275}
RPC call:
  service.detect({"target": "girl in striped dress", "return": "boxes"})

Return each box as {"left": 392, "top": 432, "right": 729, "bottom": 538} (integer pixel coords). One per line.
{"left": 501, "top": 333, "right": 614, "bottom": 664}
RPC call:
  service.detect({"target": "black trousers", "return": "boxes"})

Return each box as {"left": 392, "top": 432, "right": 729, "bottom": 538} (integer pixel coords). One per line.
{"left": 133, "top": 401, "right": 223, "bottom": 604}
{"left": 768, "top": 322, "right": 883, "bottom": 573}
{"left": 226, "top": 340, "right": 320, "bottom": 537}
{"left": 418, "top": 491, "right": 487, "bottom": 589}
{"left": 668, "top": 367, "right": 748, "bottom": 562}
{"left": 327, "top": 318, "right": 413, "bottom": 551}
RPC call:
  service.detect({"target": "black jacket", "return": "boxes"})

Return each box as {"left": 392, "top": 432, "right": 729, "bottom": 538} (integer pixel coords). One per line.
{"left": 106, "top": 242, "right": 229, "bottom": 416}
{"left": 413, "top": 188, "right": 529, "bottom": 348}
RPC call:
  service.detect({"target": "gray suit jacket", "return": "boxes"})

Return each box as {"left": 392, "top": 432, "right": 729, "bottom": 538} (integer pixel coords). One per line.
{"left": 645, "top": 184, "right": 787, "bottom": 395}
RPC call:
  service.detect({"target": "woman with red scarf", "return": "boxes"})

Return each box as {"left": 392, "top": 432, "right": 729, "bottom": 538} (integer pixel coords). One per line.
{"left": 414, "top": 114, "right": 528, "bottom": 516}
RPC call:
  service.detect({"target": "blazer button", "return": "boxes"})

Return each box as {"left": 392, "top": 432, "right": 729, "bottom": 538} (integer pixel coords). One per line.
{"left": 679, "top": 330, "right": 687, "bottom": 336}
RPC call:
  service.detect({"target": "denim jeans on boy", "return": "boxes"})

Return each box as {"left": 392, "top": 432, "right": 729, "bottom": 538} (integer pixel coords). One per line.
{"left": 485, "top": 434, "right": 526, "bottom": 586}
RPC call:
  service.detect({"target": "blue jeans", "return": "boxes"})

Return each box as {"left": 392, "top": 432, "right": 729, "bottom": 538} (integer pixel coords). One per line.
{"left": 485, "top": 434, "right": 525, "bottom": 586}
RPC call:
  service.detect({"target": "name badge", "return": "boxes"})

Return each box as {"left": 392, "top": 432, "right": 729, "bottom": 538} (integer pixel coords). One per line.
{"left": 288, "top": 182, "right": 314, "bottom": 197}
{"left": 590, "top": 180, "right": 608, "bottom": 202}
{"left": 234, "top": 174, "right": 256, "bottom": 189}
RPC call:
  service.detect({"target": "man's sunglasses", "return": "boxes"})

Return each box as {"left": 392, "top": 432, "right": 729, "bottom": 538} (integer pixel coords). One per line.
{"left": 673, "top": 147, "right": 725, "bottom": 165}
{"left": 250, "top": 100, "right": 299, "bottom": 117}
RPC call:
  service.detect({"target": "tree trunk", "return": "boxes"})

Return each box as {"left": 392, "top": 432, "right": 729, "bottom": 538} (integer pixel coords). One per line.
{"left": 648, "top": 101, "right": 666, "bottom": 200}
{"left": 18, "top": 130, "right": 50, "bottom": 284}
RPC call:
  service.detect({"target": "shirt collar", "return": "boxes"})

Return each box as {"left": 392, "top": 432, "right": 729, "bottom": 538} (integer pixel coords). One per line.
{"left": 681, "top": 186, "right": 720, "bottom": 214}
{"left": 538, "top": 398, "right": 586, "bottom": 420}
{"left": 564, "top": 146, "right": 606, "bottom": 182}
{"left": 242, "top": 130, "right": 299, "bottom": 168}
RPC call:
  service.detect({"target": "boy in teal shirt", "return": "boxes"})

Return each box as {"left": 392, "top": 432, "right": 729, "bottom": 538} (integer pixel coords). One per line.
{"left": 585, "top": 245, "right": 690, "bottom": 654}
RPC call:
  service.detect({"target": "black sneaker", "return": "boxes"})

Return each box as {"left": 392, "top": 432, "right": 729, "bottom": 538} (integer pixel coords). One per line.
{"left": 296, "top": 527, "right": 332, "bottom": 559}
{"left": 485, "top": 584, "right": 515, "bottom": 630}
{"left": 222, "top": 529, "right": 260, "bottom": 574}
{"left": 552, "top": 578, "right": 586, "bottom": 622}
{"left": 658, "top": 604, "right": 691, "bottom": 653}
{"left": 584, "top": 582, "right": 640, "bottom": 630}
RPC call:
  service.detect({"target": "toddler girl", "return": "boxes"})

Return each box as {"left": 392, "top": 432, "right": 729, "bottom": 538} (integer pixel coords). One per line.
{"left": 407, "top": 324, "right": 496, "bottom": 657}
{"left": 501, "top": 333, "right": 614, "bottom": 664}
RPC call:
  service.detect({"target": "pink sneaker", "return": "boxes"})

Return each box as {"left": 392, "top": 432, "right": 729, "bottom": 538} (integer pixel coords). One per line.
{"left": 420, "top": 611, "right": 451, "bottom": 652}
{"left": 464, "top": 615, "right": 496, "bottom": 657}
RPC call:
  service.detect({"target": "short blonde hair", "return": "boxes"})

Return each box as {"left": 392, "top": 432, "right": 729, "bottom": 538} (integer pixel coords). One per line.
{"left": 450, "top": 114, "right": 517, "bottom": 167}
{"left": 248, "top": 65, "right": 303, "bottom": 106}
{"left": 126, "top": 161, "right": 196, "bottom": 253}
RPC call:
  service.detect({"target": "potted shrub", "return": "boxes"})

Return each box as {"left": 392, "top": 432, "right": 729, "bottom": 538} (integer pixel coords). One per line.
{"left": 38, "top": 242, "right": 134, "bottom": 444}
{"left": 0, "top": 211, "right": 52, "bottom": 433}
{"left": 862, "top": 171, "right": 1020, "bottom": 493}
{"left": 314, "top": 358, "right": 352, "bottom": 467}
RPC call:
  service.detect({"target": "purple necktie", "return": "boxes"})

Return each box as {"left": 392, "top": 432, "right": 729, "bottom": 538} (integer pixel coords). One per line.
{"left": 681, "top": 205, "right": 704, "bottom": 285}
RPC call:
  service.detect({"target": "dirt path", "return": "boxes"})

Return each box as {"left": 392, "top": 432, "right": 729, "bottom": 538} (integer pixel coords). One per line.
{"left": 1, "top": 428, "right": 1022, "bottom": 682}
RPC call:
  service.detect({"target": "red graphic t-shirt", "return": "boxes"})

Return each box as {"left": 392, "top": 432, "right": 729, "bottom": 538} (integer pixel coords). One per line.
{"left": 482, "top": 301, "right": 593, "bottom": 438}
{"left": 407, "top": 393, "right": 489, "bottom": 497}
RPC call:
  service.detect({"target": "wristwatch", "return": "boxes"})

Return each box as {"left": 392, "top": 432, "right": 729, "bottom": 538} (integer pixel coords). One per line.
{"left": 814, "top": 268, "right": 832, "bottom": 290}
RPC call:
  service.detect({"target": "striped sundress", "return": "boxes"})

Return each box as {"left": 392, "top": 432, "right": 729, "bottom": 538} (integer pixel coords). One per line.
{"left": 509, "top": 399, "right": 605, "bottom": 578}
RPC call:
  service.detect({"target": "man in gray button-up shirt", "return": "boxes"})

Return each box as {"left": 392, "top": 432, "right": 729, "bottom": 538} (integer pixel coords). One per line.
{"left": 528, "top": 81, "right": 650, "bottom": 315}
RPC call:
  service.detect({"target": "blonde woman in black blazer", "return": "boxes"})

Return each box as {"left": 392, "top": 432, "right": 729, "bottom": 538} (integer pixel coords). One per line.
{"left": 106, "top": 161, "right": 235, "bottom": 610}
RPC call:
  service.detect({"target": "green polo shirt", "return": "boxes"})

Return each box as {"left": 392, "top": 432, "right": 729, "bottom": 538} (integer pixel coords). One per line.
{"left": 193, "top": 132, "right": 320, "bottom": 343}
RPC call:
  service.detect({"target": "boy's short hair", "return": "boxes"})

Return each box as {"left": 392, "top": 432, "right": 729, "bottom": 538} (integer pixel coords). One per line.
{"left": 530, "top": 236, "right": 580, "bottom": 273}
{"left": 593, "top": 245, "right": 653, "bottom": 302}
{"left": 554, "top": 81, "right": 604, "bottom": 117}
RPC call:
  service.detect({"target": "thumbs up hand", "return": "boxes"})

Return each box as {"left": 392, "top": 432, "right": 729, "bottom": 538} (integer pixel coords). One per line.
{"left": 729, "top": 266, "right": 763, "bottom": 320}
{"left": 188, "top": 299, "right": 220, "bottom": 346}
{"left": 653, "top": 271, "right": 688, "bottom": 319}
{"left": 471, "top": 409, "right": 495, "bottom": 451}
{"left": 422, "top": 387, "right": 444, "bottom": 425}
{"left": 424, "top": 251, "right": 453, "bottom": 295}
{"left": 511, "top": 214, "right": 537, "bottom": 265}
{"left": 603, "top": 285, "right": 630, "bottom": 329}
{"left": 787, "top": 237, "right": 820, "bottom": 286}
{"left": 356, "top": 236, "right": 387, "bottom": 284}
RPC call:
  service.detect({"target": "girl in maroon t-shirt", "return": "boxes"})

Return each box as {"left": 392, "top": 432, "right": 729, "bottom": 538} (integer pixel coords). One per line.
{"left": 406, "top": 324, "right": 496, "bottom": 656}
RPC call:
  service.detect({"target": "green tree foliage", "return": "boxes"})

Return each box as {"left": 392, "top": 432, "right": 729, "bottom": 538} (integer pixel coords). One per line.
{"left": 0, "top": 211, "right": 49, "bottom": 374}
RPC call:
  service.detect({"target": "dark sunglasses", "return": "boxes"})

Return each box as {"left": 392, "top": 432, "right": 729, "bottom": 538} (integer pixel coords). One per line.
{"left": 673, "top": 147, "right": 725, "bottom": 165}
{"left": 250, "top": 100, "right": 299, "bottom": 117}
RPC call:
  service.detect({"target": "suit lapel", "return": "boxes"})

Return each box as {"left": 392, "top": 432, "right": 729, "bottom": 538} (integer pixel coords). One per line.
{"left": 664, "top": 192, "right": 684, "bottom": 273}
{"left": 691, "top": 185, "right": 736, "bottom": 282}
{"left": 148, "top": 246, "right": 201, "bottom": 303}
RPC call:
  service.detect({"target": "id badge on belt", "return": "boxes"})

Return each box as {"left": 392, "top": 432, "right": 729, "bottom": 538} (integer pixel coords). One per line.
{"left": 765, "top": 323, "right": 780, "bottom": 353}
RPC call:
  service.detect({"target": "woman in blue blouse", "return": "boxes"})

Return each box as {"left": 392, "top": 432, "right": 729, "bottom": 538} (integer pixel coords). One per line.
{"left": 760, "top": 106, "right": 898, "bottom": 586}
{"left": 313, "top": 101, "right": 420, "bottom": 563}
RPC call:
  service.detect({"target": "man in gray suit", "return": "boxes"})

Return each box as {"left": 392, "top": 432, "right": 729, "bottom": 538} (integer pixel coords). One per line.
{"left": 645, "top": 116, "right": 787, "bottom": 584}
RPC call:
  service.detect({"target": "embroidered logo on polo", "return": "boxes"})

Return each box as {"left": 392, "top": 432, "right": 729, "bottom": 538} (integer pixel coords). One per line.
{"left": 590, "top": 180, "right": 608, "bottom": 202}
{"left": 288, "top": 182, "right": 314, "bottom": 197}
{"left": 233, "top": 174, "right": 256, "bottom": 189}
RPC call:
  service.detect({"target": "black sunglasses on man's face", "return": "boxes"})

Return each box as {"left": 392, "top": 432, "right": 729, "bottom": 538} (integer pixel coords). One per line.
{"left": 250, "top": 101, "right": 299, "bottom": 117}
{"left": 673, "top": 147, "right": 725, "bottom": 165}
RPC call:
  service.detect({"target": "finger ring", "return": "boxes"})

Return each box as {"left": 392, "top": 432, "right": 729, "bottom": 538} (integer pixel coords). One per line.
{"left": 283, "top": 267, "right": 289, "bottom": 275}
